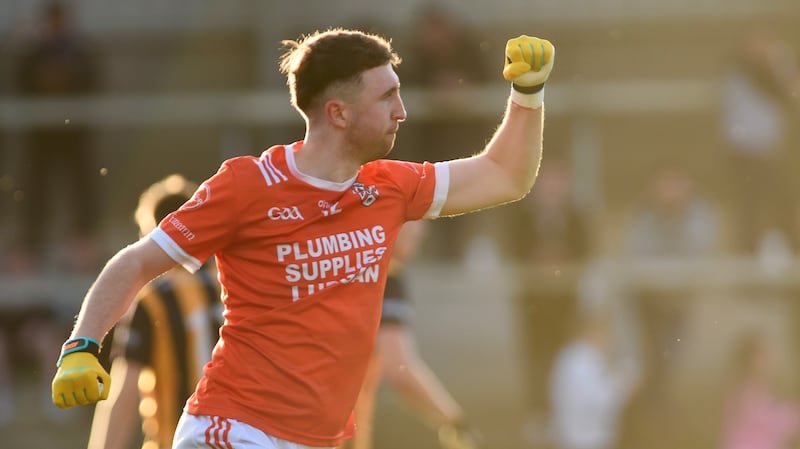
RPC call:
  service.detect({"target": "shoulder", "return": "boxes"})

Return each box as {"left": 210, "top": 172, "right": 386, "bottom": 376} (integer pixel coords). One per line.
{"left": 221, "top": 154, "right": 260, "bottom": 174}
{"left": 217, "top": 146, "right": 288, "bottom": 186}
{"left": 365, "top": 158, "right": 423, "bottom": 172}
{"left": 361, "top": 159, "right": 436, "bottom": 184}
{"left": 222, "top": 145, "right": 283, "bottom": 167}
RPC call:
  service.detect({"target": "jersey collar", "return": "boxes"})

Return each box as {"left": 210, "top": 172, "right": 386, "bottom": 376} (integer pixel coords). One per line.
{"left": 284, "top": 143, "right": 358, "bottom": 192}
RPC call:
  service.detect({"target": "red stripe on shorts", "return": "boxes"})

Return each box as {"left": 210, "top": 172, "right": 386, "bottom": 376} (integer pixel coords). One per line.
{"left": 204, "top": 416, "right": 225, "bottom": 449}
{"left": 221, "top": 418, "right": 234, "bottom": 449}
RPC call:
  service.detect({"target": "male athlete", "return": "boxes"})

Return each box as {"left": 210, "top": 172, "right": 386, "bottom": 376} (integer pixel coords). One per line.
{"left": 86, "top": 174, "right": 222, "bottom": 449}
{"left": 51, "top": 29, "right": 554, "bottom": 449}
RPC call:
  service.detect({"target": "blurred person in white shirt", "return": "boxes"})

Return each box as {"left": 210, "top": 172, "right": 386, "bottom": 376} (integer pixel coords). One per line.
{"left": 720, "top": 28, "right": 799, "bottom": 253}
{"left": 549, "top": 303, "right": 639, "bottom": 449}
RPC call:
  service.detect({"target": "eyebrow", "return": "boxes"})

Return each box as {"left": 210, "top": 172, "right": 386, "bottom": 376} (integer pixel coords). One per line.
{"left": 381, "top": 84, "right": 400, "bottom": 97}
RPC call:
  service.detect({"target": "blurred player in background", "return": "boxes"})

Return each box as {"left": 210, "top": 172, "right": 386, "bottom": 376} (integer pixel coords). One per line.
{"left": 341, "top": 220, "right": 481, "bottom": 449}
{"left": 87, "top": 174, "right": 222, "bottom": 449}
{"left": 52, "top": 28, "right": 554, "bottom": 449}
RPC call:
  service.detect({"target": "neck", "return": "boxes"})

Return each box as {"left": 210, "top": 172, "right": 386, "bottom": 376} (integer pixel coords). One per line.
{"left": 296, "top": 129, "right": 362, "bottom": 183}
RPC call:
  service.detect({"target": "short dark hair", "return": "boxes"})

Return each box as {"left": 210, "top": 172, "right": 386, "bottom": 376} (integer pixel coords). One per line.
{"left": 279, "top": 28, "right": 401, "bottom": 113}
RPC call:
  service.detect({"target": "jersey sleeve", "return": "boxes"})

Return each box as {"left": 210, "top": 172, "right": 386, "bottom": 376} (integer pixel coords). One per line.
{"left": 389, "top": 160, "right": 450, "bottom": 221}
{"left": 149, "top": 160, "right": 242, "bottom": 272}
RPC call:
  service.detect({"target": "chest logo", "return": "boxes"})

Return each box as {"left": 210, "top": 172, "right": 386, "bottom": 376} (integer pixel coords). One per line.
{"left": 319, "top": 200, "right": 342, "bottom": 217}
{"left": 352, "top": 182, "right": 380, "bottom": 207}
{"left": 268, "top": 206, "right": 304, "bottom": 221}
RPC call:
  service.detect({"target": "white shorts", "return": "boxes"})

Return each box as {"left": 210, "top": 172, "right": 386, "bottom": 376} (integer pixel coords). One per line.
{"left": 172, "top": 412, "right": 335, "bottom": 449}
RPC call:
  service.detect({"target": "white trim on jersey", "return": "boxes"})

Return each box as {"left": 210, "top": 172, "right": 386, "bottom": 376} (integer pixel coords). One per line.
{"left": 424, "top": 162, "right": 450, "bottom": 219}
{"left": 149, "top": 228, "right": 203, "bottom": 273}
{"left": 284, "top": 144, "right": 357, "bottom": 192}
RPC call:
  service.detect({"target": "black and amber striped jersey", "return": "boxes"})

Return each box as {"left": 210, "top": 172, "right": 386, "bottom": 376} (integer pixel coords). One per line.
{"left": 110, "top": 265, "right": 222, "bottom": 449}
{"left": 380, "top": 273, "right": 412, "bottom": 326}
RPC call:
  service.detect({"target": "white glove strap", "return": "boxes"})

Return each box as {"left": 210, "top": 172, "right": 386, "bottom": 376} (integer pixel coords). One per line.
{"left": 510, "top": 85, "right": 544, "bottom": 109}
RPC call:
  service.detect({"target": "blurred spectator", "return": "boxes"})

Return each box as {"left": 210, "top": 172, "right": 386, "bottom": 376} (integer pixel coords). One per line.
{"left": 0, "top": 303, "right": 63, "bottom": 426}
{"left": 88, "top": 174, "right": 223, "bottom": 449}
{"left": 512, "top": 158, "right": 591, "bottom": 442}
{"left": 549, "top": 303, "right": 640, "bottom": 449}
{"left": 624, "top": 164, "right": 721, "bottom": 260}
{"left": 399, "top": 2, "right": 492, "bottom": 160}
{"left": 720, "top": 332, "right": 800, "bottom": 449}
{"left": 397, "top": 3, "right": 495, "bottom": 260}
{"left": 10, "top": 0, "right": 101, "bottom": 273}
{"left": 341, "top": 220, "right": 482, "bottom": 449}
{"left": 621, "top": 164, "right": 721, "bottom": 418}
{"left": 0, "top": 0, "right": 101, "bottom": 431}
{"left": 400, "top": 4, "right": 490, "bottom": 90}
{"left": 720, "top": 28, "right": 800, "bottom": 254}
{"left": 515, "top": 158, "right": 590, "bottom": 264}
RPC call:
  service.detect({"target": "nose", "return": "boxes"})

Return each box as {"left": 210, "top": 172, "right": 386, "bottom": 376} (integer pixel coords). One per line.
{"left": 393, "top": 95, "right": 407, "bottom": 122}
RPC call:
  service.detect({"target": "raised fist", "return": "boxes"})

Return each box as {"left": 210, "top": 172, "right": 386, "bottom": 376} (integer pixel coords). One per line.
{"left": 503, "top": 35, "right": 555, "bottom": 88}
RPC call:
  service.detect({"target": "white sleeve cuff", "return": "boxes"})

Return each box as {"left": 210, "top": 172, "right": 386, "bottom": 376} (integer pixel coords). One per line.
{"left": 424, "top": 162, "right": 450, "bottom": 219}
{"left": 510, "top": 85, "right": 544, "bottom": 109}
{"left": 148, "top": 228, "right": 203, "bottom": 273}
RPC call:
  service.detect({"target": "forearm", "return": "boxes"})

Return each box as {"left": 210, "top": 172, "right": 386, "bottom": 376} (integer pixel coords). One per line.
{"left": 484, "top": 99, "right": 544, "bottom": 198}
{"left": 439, "top": 35, "right": 552, "bottom": 216}
{"left": 484, "top": 33, "right": 552, "bottom": 198}
{"left": 71, "top": 238, "right": 174, "bottom": 342}
{"left": 440, "top": 100, "right": 544, "bottom": 216}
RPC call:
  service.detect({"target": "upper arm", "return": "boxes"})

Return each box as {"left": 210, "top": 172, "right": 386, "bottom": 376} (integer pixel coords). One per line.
{"left": 128, "top": 236, "right": 180, "bottom": 283}
{"left": 151, "top": 159, "right": 242, "bottom": 271}
{"left": 438, "top": 103, "right": 543, "bottom": 217}
{"left": 71, "top": 237, "right": 178, "bottom": 343}
{"left": 439, "top": 156, "right": 523, "bottom": 217}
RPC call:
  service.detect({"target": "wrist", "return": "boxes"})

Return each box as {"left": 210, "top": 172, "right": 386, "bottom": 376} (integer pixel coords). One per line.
{"left": 510, "top": 83, "right": 545, "bottom": 109}
{"left": 58, "top": 337, "right": 101, "bottom": 367}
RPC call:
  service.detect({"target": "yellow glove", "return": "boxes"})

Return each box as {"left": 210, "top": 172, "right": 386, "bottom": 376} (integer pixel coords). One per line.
{"left": 503, "top": 35, "right": 555, "bottom": 108}
{"left": 52, "top": 337, "right": 111, "bottom": 409}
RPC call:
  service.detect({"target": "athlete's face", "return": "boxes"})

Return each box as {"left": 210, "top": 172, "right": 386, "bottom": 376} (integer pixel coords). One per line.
{"left": 346, "top": 64, "right": 406, "bottom": 161}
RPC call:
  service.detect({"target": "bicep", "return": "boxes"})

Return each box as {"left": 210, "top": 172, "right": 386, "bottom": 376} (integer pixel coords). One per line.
{"left": 128, "top": 236, "right": 180, "bottom": 283}
{"left": 439, "top": 156, "right": 521, "bottom": 217}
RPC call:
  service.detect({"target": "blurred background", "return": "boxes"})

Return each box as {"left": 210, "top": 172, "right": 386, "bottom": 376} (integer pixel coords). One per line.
{"left": 1, "top": 0, "right": 800, "bottom": 448}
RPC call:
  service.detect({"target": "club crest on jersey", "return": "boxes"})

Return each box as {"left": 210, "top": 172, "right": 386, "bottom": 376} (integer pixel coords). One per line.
{"left": 352, "top": 182, "right": 379, "bottom": 206}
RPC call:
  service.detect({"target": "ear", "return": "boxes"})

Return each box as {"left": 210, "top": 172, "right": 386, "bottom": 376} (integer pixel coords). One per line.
{"left": 324, "top": 99, "right": 349, "bottom": 129}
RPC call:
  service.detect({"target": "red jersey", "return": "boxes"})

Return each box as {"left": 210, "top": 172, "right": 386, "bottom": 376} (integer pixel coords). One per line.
{"left": 150, "top": 142, "right": 449, "bottom": 446}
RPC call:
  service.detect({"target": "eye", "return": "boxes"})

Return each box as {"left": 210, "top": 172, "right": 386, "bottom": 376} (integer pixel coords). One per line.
{"left": 383, "top": 87, "right": 399, "bottom": 100}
